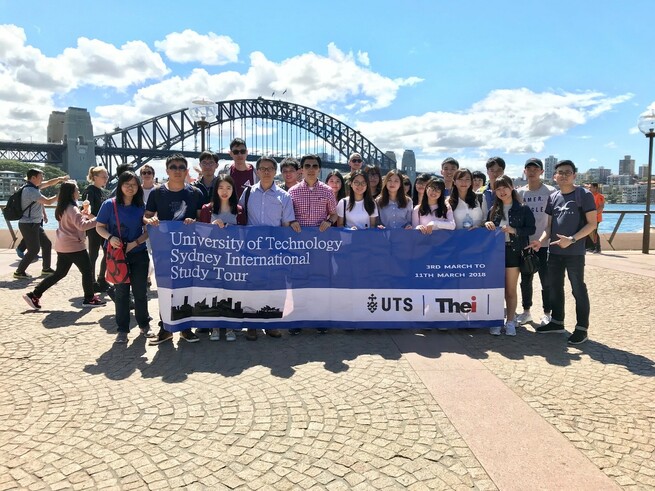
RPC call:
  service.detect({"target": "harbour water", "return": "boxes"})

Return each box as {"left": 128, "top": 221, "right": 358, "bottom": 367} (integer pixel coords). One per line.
{"left": 1, "top": 202, "right": 651, "bottom": 233}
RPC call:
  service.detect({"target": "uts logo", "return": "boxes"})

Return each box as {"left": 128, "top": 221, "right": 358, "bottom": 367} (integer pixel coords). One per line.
{"left": 434, "top": 296, "right": 477, "bottom": 314}
{"left": 367, "top": 294, "right": 413, "bottom": 313}
{"left": 367, "top": 294, "right": 378, "bottom": 313}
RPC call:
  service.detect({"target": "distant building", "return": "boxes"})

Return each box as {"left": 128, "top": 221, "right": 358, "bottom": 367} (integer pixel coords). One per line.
{"left": 401, "top": 150, "right": 416, "bottom": 182}
{"left": 544, "top": 155, "right": 557, "bottom": 181}
{"left": 607, "top": 174, "right": 635, "bottom": 186}
{"left": 47, "top": 107, "right": 96, "bottom": 180}
{"left": 618, "top": 155, "right": 635, "bottom": 176}
{"left": 638, "top": 165, "right": 649, "bottom": 179}
{"left": 588, "top": 166, "right": 612, "bottom": 184}
{"left": 384, "top": 151, "right": 397, "bottom": 170}
{"left": 0, "top": 171, "right": 24, "bottom": 200}
{"left": 621, "top": 184, "right": 647, "bottom": 204}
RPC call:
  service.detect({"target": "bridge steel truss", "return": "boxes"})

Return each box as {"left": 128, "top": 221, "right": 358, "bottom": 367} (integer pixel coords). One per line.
{"left": 94, "top": 98, "right": 395, "bottom": 174}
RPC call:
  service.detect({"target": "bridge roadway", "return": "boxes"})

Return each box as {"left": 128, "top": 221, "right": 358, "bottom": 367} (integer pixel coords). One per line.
{"left": 0, "top": 249, "right": 653, "bottom": 490}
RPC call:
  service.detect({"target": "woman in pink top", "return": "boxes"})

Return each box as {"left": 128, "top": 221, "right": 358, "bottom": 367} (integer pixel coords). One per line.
{"left": 22, "top": 181, "right": 106, "bottom": 310}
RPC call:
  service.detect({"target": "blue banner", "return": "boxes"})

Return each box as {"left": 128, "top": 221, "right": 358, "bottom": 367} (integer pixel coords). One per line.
{"left": 149, "top": 222, "right": 505, "bottom": 331}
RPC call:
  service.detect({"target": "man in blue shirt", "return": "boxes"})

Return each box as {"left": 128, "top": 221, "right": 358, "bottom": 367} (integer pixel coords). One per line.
{"left": 239, "top": 156, "right": 300, "bottom": 340}
{"left": 144, "top": 154, "right": 204, "bottom": 345}
{"left": 531, "top": 160, "right": 596, "bottom": 345}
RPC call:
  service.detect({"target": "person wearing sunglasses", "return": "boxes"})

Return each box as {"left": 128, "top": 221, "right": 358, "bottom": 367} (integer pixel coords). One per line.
{"left": 343, "top": 153, "right": 365, "bottom": 193}
{"left": 228, "top": 138, "right": 258, "bottom": 198}
{"left": 144, "top": 154, "right": 204, "bottom": 346}
{"left": 139, "top": 164, "right": 156, "bottom": 204}
{"left": 287, "top": 154, "right": 338, "bottom": 335}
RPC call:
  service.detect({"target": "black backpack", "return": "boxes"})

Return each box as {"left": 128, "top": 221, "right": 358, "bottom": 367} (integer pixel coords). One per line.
{"left": 2, "top": 185, "right": 34, "bottom": 221}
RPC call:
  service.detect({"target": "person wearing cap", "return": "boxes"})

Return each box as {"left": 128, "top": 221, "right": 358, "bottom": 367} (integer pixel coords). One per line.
{"left": 530, "top": 160, "right": 596, "bottom": 345}
{"left": 516, "top": 158, "right": 555, "bottom": 327}
{"left": 440, "top": 157, "right": 459, "bottom": 197}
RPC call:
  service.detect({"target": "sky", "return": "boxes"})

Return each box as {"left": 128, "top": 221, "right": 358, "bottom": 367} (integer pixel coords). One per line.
{"left": 1, "top": 0, "right": 653, "bottom": 178}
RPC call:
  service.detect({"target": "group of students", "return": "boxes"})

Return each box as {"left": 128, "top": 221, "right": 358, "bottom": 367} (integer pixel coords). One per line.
{"left": 16, "top": 138, "right": 596, "bottom": 346}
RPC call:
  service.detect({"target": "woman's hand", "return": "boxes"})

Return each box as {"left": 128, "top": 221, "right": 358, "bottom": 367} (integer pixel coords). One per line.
{"left": 126, "top": 241, "right": 138, "bottom": 253}
{"left": 528, "top": 239, "right": 542, "bottom": 251}
{"left": 501, "top": 224, "right": 516, "bottom": 234}
{"left": 417, "top": 224, "right": 433, "bottom": 235}
{"left": 108, "top": 236, "right": 122, "bottom": 249}
{"left": 484, "top": 221, "right": 496, "bottom": 231}
{"left": 211, "top": 218, "right": 226, "bottom": 228}
{"left": 145, "top": 216, "right": 159, "bottom": 227}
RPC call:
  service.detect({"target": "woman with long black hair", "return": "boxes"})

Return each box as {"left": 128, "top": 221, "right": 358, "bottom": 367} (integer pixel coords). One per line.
{"left": 412, "top": 178, "right": 455, "bottom": 234}
{"left": 23, "top": 181, "right": 105, "bottom": 310}
{"left": 336, "top": 170, "right": 378, "bottom": 229}
{"left": 484, "top": 175, "right": 536, "bottom": 336}
{"left": 96, "top": 171, "right": 150, "bottom": 344}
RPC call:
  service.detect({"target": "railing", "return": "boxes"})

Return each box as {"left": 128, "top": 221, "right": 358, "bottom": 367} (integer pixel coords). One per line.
{"left": 604, "top": 210, "right": 653, "bottom": 248}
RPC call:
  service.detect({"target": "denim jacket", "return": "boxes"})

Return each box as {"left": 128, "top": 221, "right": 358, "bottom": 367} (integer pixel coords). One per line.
{"left": 488, "top": 200, "right": 536, "bottom": 252}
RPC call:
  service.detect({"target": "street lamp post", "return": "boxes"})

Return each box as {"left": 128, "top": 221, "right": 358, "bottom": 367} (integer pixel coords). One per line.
{"left": 190, "top": 97, "right": 217, "bottom": 152}
{"left": 638, "top": 111, "right": 655, "bottom": 254}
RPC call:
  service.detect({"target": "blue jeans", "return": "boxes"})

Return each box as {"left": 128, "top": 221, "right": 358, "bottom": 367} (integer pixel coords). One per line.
{"left": 548, "top": 253, "right": 589, "bottom": 329}
{"left": 520, "top": 247, "right": 551, "bottom": 313}
{"left": 115, "top": 249, "right": 150, "bottom": 333}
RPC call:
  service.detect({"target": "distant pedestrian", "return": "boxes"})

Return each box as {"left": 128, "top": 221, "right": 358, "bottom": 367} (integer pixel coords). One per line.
{"left": 22, "top": 181, "right": 105, "bottom": 310}
{"left": 82, "top": 165, "right": 110, "bottom": 292}
{"left": 14, "top": 169, "right": 69, "bottom": 279}
{"left": 586, "top": 183, "right": 604, "bottom": 253}
{"left": 533, "top": 160, "right": 597, "bottom": 345}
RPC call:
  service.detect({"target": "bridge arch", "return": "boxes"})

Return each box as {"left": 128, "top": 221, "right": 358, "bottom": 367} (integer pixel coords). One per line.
{"left": 96, "top": 98, "right": 395, "bottom": 173}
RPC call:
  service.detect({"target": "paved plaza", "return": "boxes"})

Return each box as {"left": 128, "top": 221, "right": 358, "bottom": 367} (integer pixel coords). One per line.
{"left": 0, "top": 249, "right": 653, "bottom": 490}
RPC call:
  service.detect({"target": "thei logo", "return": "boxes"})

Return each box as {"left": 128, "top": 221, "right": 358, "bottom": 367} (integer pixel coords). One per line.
{"left": 434, "top": 296, "right": 477, "bottom": 314}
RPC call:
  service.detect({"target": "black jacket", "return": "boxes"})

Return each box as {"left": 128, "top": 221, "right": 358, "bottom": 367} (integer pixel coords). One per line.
{"left": 488, "top": 200, "right": 536, "bottom": 252}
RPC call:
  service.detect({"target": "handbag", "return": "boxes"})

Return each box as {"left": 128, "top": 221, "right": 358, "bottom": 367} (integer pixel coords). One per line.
{"left": 105, "top": 199, "right": 130, "bottom": 285}
{"left": 519, "top": 247, "right": 540, "bottom": 275}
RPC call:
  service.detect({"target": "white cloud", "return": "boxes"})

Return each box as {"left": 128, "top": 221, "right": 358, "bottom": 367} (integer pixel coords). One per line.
{"left": 155, "top": 30, "right": 239, "bottom": 65}
{"left": 93, "top": 43, "right": 422, "bottom": 131}
{"left": 356, "top": 88, "right": 633, "bottom": 159}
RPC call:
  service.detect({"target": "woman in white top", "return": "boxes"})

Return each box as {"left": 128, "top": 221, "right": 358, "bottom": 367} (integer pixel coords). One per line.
{"left": 337, "top": 170, "right": 378, "bottom": 229}
{"left": 449, "top": 168, "right": 486, "bottom": 230}
{"left": 412, "top": 178, "right": 455, "bottom": 234}
{"left": 376, "top": 169, "right": 413, "bottom": 229}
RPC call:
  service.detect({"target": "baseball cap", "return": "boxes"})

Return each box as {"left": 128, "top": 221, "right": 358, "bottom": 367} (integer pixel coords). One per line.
{"left": 524, "top": 158, "right": 543, "bottom": 169}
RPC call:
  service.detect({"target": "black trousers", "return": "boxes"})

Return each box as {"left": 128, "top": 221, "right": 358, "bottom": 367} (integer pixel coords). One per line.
{"left": 87, "top": 228, "right": 107, "bottom": 283}
{"left": 17, "top": 222, "right": 51, "bottom": 273}
{"left": 33, "top": 250, "right": 94, "bottom": 302}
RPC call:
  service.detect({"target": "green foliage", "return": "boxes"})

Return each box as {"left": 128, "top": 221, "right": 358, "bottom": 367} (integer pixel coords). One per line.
{"left": 0, "top": 160, "right": 69, "bottom": 197}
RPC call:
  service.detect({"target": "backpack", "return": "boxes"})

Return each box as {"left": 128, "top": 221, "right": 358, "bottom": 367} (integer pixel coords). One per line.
{"left": 2, "top": 185, "right": 34, "bottom": 221}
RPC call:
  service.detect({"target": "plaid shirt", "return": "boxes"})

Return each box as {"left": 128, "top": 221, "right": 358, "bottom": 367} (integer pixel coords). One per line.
{"left": 289, "top": 180, "right": 337, "bottom": 227}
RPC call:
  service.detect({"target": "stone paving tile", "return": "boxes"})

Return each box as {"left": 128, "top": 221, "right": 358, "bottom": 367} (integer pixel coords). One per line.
{"left": 458, "top": 264, "right": 655, "bottom": 490}
{"left": 0, "top": 270, "right": 493, "bottom": 490}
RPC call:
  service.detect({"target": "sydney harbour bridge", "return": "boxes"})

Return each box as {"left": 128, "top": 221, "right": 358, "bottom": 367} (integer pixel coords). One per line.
{"left": 0, "top": 98, "right": 403, "bottom": 180}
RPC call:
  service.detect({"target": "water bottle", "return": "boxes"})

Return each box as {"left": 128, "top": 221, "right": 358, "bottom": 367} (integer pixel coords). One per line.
{"left": 463, "top": 213, "right": 472, "bottom": 229}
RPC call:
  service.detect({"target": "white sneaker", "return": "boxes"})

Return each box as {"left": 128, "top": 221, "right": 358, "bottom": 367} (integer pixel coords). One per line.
{"left": 225, "top": 329, "right": 236, "bottom": 342}
{"left": 489, "top": 325, "right": 501, "bottom": 336}
{"left": 505, "top": 320, "right": 517, "bottom": 336}
{"left": 540, "top": 314, "right": 552, "bottom": 326}
{"left": 516, "top": 311, "right": 532, "bottom": 325}
{"left": 210, "top": 328, "right": 220, "bottom": 341}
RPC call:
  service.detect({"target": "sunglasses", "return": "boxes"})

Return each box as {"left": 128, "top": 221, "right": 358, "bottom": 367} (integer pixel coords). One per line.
{"left": 303, "top": 163, "right": 320, "bottom": 169}
{"left": 231, "top": 149, "right": 247, "bottom": 155}
{"left": 168, "top": 165, "right": 187, "bottom": 171}
{"left": 140, "top": 171, "right": 153, "bottom": 175}
{"left": 351, "top": 159, "right": 363, "bottom": 163}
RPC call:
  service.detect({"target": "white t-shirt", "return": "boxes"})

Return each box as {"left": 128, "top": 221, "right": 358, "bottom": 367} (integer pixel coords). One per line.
{"left": 337, "top": 197, "right": 378, "bottom": 229}
{"left": 517, "top": 183, "right": 555, "bottom": 245}
{"left": 451, "top": 199, "right": 485, "bottom": 230}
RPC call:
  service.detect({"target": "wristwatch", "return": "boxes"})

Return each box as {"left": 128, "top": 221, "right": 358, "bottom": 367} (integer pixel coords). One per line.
{"left": 569, "top": 236, "right": 577, "bottom": 243}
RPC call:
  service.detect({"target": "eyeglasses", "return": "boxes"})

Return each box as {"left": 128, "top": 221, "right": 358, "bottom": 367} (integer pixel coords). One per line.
{"left": 556, "top": 170, "right": 574, "bottom": 176}
{"left": 231, "top": 149, "right": 247, "bottom": 155}
{"left": 140, "top": 171, "right": 153, "bottom": 176}
{"left": 303, "top": 163, "right": 320, "bottom": 169}
{"left": 351, "top": 180, "right": 367, "bottom": 186}
{"left": 426, "top": 187, "right": 442, "bottom": 193}
{"left": 258, "top": 167, "right": 276, "bottom": 173}
{"left": 350, "top": 159, "right": 363, "bottom": 163}
{"left": 200, "top": 160, "right": 216, "bottom": 167}
{"left": 168, "top": 165, "right": 187, "bottom": 171}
